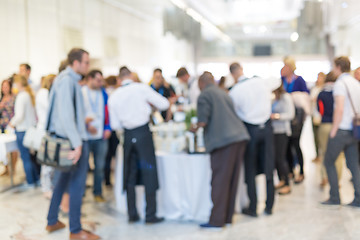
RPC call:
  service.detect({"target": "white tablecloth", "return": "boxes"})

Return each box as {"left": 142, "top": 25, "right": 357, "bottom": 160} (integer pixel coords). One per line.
{"left": 0, "top": 134, "right": 18, "bottom": 164}
{"left": 114, "top": 148, "right": 250, "bottom": 222}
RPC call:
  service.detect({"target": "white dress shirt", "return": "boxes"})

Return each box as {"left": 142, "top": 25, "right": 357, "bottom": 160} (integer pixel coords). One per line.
{"left": 229, "top": 76, "right": 281, "bottom": 125}
{"left": 35, "top": 88, "right": 49, "bottom": 130}
{"left": 10, "top": 91, "right": 36, "bottom": 132}
{"left": 108, "top": 79, "right": 170, "bottom": 130}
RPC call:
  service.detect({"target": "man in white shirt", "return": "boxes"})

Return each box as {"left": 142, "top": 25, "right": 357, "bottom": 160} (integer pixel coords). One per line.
{"left": 82, "top": 70, "right": 112, "bottom": 203}
{"left": 322, "top": 56, "right": 360, "bottom": 207}
{"left": 175, "top": 67, "right": 200, "bottom": 106}
{"left": 229, "top": 62, "right": 280, "bottom": 216}
{"left": 108, "top": 66, "right": 170, "bottom": 224}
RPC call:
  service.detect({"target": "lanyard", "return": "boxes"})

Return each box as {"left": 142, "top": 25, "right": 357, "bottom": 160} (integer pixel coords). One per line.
{"left": 87, "top": 87, "right": 100, "bottom": 115}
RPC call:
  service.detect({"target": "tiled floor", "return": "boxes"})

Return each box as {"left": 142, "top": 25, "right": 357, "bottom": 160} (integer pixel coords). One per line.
{"left": 1, "top": 120, "right": 360, "bottom": 240}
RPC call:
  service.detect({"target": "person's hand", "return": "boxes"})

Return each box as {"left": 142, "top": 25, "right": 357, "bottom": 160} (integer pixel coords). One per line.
{"left": 85, "top": 117, "right": 94, "bottom": 125}
{"left": 330, "top": 128, "right": 337, "bottom": 139}
{"left": 87, "top": 125, "right": 97, "bottom": 135}
{"left": 169, "top": 96, "right": 177, "bottom": 105}
{"left": 104, "top": 130, "right": 112, "bottom": 139}
{"left": 68, "top": 146, "right": 82, "bottom": 164}
{"left": 271, "top": 113, "right": 280, "bottom": 120}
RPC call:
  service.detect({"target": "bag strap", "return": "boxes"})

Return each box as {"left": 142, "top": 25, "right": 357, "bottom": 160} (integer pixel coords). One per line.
{"left": 343, "top": 81, "right": 358, "bottom": 115}
{"left": 46, "top": 83, "right": 77, "bottom": 131}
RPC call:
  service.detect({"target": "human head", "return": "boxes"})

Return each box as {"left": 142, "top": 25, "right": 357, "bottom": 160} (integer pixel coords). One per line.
{"left": 153, "top": 68, "right": 164, "bottom": 87}
{"left": 86, "top": 70, "right": 103, "bottom": 89}
{"left": 67, "top": 48, "right": 90, "bottom": 76}
{"left": 198, "top": 71, "right": 215, "bottom": 91}
{"left": 354, "top": 67, "right": 360, "bottom": 81}
{"left": 281, "top": 56, "right": 296, "bottom": 77}
{"left": 333, "top": 56, "right": 351, "bottom": 77}
{"left": 273, "top": 82, "right": 286, "bottom": 100}
{"left": 19, "top": 63, "right": 31, "bottom": 79}
{"left": 131, "top": 72, "right": 141, "bottom": 83}
{"left": 176, "top": 67, "right": 190, "bottom": 84}
{"left": 104, "top": 75, "right": 117, "bottom": 88}
{"left": 13, "top": 74, "right": 35, "bottom": 105}
{"left": 1, "top": 79, "right": 12, "bottom": 97}
{"left": 119, "top": 66, "right": 132, "bottom": 81}
{"left": 229, "top": 62, "right": 244, "bottom": 82}
{"left": 41, "top": 74, "right": 56, "bottom": 90}
{"left": 325, "top": 71, "right": 337, "bottom": 83}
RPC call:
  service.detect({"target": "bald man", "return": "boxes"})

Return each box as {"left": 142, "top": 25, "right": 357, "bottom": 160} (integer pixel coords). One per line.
{"left": 191, "top": 71, "right": 249, "bottom": 230}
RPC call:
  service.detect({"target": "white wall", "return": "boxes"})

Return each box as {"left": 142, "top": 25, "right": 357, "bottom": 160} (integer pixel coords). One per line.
{"left": 0, "top": 0, "right": 193, "bottom": 85}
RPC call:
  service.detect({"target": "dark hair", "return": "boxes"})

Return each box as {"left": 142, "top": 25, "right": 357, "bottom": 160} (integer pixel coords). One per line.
{"left": 218, "top": 76, "right": 226, "bottom": 87}
{"left": 176, "top": 67, "right": 188, "bottom": 78}
{"left": 105, "top": 75, "right": 117, "bottom": 87}
{"left": 325, "top": 71, "right": 337, "bottom": 83}
{"left": 119, "top": 66, "right": 131, "bottom": 78}
{"left": 67, "top": 48, "right": 89, "bottom": 65}
{"left": 334, "top": 56, "right": 351, "bottom": 73}
{"left": 58, "top": 59, "right": 69, "bottom": 73}
{"left": 153, "top": 68, "right": 162, "bottom": 74}
{"left": 1, "top": 79, "right": 12, "bottom": 100}
{"left": 20, "top": 63, "right": 31, "bottom": 71}
{"left": 229, "top": 62, "right": 241, "bottom": 74}
{"left": 86, "top": 69, "right": 103, "bottom": 79}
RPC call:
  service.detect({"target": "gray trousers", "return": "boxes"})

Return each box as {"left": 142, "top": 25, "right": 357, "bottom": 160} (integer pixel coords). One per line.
{"left": 324, "top": 130, "right": 360, "bottom": 202}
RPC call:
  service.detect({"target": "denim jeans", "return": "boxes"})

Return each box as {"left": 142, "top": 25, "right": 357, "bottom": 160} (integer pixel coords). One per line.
{"left": 89, "top": 139, "right": 108, "bottom": 196}
{"left": 47, "top": 141, "right": 89, "bottom": 234}
{"left": 15, "top": 131, "right": 40, "bottom": 185}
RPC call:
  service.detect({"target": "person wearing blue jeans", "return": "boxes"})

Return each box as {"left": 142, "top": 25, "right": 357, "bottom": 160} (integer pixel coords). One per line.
{"left": 15, "top": 131, "right": 40, "bottom": 185}
{"left": 47, "top": 141, "right": 89, "bottom": 233}
{"left": 88, "top": 139, "right": 108, "bottom": 197}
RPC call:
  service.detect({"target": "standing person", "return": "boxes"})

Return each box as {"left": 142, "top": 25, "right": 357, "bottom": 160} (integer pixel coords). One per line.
{"left": 191, "top": 72, "right": 249, "bottom": 229}
{"left": 82, "top": 70, "right": 111, "bottom": 202}
{"left": 271, "top": 83, "right": 295, "bottom": 195}
{"left": 281, "top": 56, "right": 309, "bottom": 184}
{"left": 0, "top": 79, "right": 18, "bottom": 176}
{"left": 322, "top": 56, "right": 360, "bottom": 207}
{"left": 150, "top": 68, "right": 176, "bottom": 121}
{"left": 109, "top": 66, "right": 169, "bottom": 224}
{"left": 36, "top": 74, "right": 56, "bottom": 198}
{"left": 19, "top": 63, "right": 39, "bottom": 92}
{"left": 175, "top": 67, "right": 200, "bottom": 105}
{"left": 103, "top": 75, "right": 119, "bottom": 187}
{"left": 311, "top": 72, "right": 326, "bottom": 163}
{"left": 354, "top": 67, "right": 360, "bottom": 82}
{"left": 229, "top": 62, "right": 280, "bottom": 216}
{"left": 8, "top": 75, "right": 38, "bottom": 188}
{"left": 45, "top": 48, "right": 100, "bottom": 240}
{"left": 317, "top": 71, "right": 344, "bottom": 187}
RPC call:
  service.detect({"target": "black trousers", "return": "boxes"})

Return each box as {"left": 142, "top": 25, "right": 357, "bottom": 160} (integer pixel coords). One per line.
{"left": 104, "top": 131, "right": 119, "bottom": 185}
{"left": 287, "top": 136, "right": 304, "bottom": 175}
{"left": 126, "top": 149, "right": 157, "bottom": 220}
{"left": 274, "top": 134, "right": 290, "bottom": 186}
{"left": 244, "top": 120, "right": 275, "bottom": 212}
{"left": 209, "top": 141, "right": 247, "bottom": 227}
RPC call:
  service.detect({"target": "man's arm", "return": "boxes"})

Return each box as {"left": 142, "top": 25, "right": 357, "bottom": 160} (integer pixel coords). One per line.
{"left": 330, "top": 95, "right": 345, "bottom": 138}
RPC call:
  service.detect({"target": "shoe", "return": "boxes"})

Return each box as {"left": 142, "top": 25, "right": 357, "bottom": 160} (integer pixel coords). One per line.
{"left": 70, "top": 230, "right": 101, "bottom": 240}
{"left": 312, "top": 157, "right": 320, "bottom": 163}
{"left": 294, "top": 175, "right": 305, "bottom": 184}
{"left": 320, "top": 179, "right": 328, "bottom": 188}
{"left": 17, "top": 183, "right": 36, "bottom": 191}
{"left": 275, "top": 181, "right": 285, "bottom": 190}
{"left": 321, "top": 199, "right": 340, "bottom": 205}
{"left": 46, "top": 221, "right": 66, "bottom": 233}
{"left": 145, "top": 217, "right": 165, "bottom": 224}
{"left": 128, "top": 215, "right": 140, "bottom": 223}
{"left": 94, "top": 195, "right": 106, "bottom": 203}
{"left": 241, "top": 208, "right": 257, "bottom": 217}
{"left": 199, "top": 223, "right": 223, "bottom": 231}
{"left": 278, "top": 186, "right": 291, "bottom": 195}
{"left": 345, "top": 200, "right": 360, "bottom": 208}
{"left": 264, "top": 208, "right": 272, "bottom": 215}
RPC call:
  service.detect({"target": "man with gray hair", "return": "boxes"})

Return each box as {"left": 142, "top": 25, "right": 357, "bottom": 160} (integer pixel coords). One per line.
{"left": 191, "top": 71, "right": 249, "bottom": 230}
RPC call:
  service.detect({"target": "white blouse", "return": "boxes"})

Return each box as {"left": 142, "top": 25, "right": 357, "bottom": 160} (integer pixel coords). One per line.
{"left": 10, "top": 91, "right": 36, "bottom": 132}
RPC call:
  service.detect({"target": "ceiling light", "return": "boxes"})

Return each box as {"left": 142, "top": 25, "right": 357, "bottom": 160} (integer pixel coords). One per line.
{"left": 341, "top": 1, "right": 349, "bottom": 8}
{"left": 290, "top": 32, "right": 299, "bottom": 42}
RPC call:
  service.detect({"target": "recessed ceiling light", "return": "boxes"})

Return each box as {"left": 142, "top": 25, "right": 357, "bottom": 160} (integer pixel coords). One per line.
{"left": 290, "top": 32, "right": 299, "bottom": 42}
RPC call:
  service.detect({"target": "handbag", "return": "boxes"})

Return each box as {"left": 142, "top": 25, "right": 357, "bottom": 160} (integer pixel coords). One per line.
{"left": 343, "top": 82, "right": 360, "bottom": 140}
{"left": 23, "top": 126, "right": 46, "bottom": 151}
{"left": 37, "top": 86, "right": 77, "bottom": 171}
